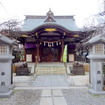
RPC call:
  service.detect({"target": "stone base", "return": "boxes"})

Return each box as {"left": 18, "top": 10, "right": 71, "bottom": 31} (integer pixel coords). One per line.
{"left": 89, "top": 89, "right": 105, "bottom": 95}
{"left": 87, "top": 84, "right": 92, "bottom": 88}
{"left": 0, "top": 90, "right": 13, "bottom": 98}
{"left": 10, "top": 84, "right": 15, "bottom": 90}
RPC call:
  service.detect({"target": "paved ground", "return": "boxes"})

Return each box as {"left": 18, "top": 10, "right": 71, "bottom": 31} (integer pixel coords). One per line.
{"left": 2, "top": 62, "right": 105, "bottom": 104}
{"left": 67, "top": 73, "right": 89, "bottom": 86}
{"left": 1, "top": 73, "right": 105, "bottom": 105}
{"left": 0, "top": 89, "right": 41, "bottom": 105}
{"left": 62, "top": 88, "right": 105, "bottom": 105}
{"left": 33, "top": 75, "right": 69, "bottom": 87}
{"left": 1, "top": 67, "right": 104, "bottom": 105}
{"left": 13, "top": 72, "right": 89, "bottom": 87}
{"left": 40, "top": 89, "right": 67, "bottom": 105}
{"left": 1, "top": 88, "right": 105, "bottom": 105}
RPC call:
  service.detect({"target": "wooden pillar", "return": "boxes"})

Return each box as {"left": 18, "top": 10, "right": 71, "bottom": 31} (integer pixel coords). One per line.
{"left": 23, "top": 45, "right": 26, "bottom": 61}
{"left": 60, "top": 40, "right": 64, "bottom": 61}
{"left": 36, "top": 43, "right": 40, "bottom": 63}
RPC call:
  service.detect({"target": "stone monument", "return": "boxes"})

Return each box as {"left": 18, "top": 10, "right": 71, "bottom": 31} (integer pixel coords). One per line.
{"left": 0, "top": 34, "right": 16, "bottom": 97}
{"left": 86, "top": 34, "right": 105, "bottom": 94}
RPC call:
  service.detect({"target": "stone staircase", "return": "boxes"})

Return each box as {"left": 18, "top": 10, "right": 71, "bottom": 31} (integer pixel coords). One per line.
{"left": 35, "top": 62, "right": 66, "bottom": 75}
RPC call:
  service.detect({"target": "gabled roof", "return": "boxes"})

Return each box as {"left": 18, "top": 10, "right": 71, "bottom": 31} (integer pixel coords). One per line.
{"left": 21, "top": 10, "right": 80, "bottom": 32}
{"left": 44, "top": 16, "right": 56, "bottom": 22}
{"left": 0, "top": 34, "right": 16, "bottom": 45}
{"left": 44, "top": 9, "right": 56, "bottom": 22}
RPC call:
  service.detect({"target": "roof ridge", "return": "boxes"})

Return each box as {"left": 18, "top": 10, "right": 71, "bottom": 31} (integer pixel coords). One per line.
{"left": 25, "top": 15, "right": 74, "bottom": 19}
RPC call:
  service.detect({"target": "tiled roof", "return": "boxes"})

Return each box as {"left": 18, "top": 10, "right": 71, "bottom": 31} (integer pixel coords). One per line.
{"left": 21, "top": 11, "right": 80, "bottom": 32}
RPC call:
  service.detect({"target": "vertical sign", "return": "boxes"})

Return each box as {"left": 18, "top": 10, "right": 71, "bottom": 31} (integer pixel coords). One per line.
{"left": 26, "top": 54, "right": 32, "bottom": 62}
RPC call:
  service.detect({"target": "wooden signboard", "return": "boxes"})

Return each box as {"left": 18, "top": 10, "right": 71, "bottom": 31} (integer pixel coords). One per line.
{"left": 26, "top": 54, "right": 32, "bottom": 62}
{"left": 69, "top": 54, "right": 74, "bottom": 61}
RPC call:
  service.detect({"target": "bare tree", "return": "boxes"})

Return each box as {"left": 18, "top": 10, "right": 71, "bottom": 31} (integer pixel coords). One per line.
{"left": 83, "top": 0, "right": 105, "bottom": 37}
{"left": 75, "top": 0, "right": 105, "bottom": 62}
{"left": 0, "top": 19, "right": 23, "bottom": 63}
{"left": 0, "top": 19, "right": 22, "bottom": 39}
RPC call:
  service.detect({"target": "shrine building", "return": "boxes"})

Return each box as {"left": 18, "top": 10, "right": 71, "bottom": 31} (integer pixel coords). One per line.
{"left": 19, "top": 10, "right": 82, "bottom": 62}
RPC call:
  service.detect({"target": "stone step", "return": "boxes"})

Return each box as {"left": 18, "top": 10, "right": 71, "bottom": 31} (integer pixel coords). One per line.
{"left": 35, "top": 67, "right": 66, "bottom": 70}
{"left": 35, "top": 66, "right": 66, "bottom": 75}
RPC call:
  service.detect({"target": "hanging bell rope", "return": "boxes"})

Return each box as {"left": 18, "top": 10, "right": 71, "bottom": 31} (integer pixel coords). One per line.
{"left": 59, "top": 41, "right": 61, "bottom": 45}
{"left": 52, "top": 43, "right": 54, "bottom": 47}
{"left": 44, "top": 42, "right": 46, "bottom": 46}
{"left": 56, "top": 42, "right": 57, "bottom": 45}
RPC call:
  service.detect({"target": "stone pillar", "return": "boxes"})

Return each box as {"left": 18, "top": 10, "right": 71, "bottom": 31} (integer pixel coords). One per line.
{"left": 0, "top": 55, "right": 14, "bottom": 98}
{"left": 87, "top": 55, "right": 105, "bottom": 94}
{"left": 85, "top": 35, "right": 105, "bottom": 94}
{"left": 0, "top": 34, "right": 16, "bottom": 97}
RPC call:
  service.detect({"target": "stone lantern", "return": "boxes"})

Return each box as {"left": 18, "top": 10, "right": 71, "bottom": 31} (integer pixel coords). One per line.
{"left": 86, "top": 34, "right": 105, "bottom": 94}
{"left": 0, "top": 34, "right": 16, "bottom": 97}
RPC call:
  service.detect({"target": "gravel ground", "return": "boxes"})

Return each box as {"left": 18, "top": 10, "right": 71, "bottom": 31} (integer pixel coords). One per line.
{"left": 62, "top": 88, "right": 105, "bottom": 105}
{"left": 0, "top": 89, "right": 42, "bottom": 105}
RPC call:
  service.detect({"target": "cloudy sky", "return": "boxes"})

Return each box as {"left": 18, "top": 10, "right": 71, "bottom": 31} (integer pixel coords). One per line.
{"left": 0, "top": 0, "right": 104, "bottom": 27}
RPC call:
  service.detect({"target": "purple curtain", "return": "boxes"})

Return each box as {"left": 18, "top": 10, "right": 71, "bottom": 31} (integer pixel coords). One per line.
{"left": 25, "top": 43, "right": 36, "bottom": 49}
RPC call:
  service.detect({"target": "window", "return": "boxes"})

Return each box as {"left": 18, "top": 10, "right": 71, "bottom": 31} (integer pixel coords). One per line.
{"left": 95, "top": 44, "right": 104, "bottom": 54}
{"left": 0, "top": 45, "right": 7, "bottom": 54}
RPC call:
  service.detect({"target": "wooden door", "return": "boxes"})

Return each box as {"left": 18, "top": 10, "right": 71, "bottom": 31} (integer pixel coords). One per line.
{"left": 41, "top": 47, "right": 59, "bottom": 62}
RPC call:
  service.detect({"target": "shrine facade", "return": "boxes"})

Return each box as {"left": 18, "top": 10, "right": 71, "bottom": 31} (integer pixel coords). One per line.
{"left": 19, "top": 10, "right": 82, "bottom": 62}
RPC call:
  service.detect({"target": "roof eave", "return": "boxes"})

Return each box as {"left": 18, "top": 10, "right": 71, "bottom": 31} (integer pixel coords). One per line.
{"left": 21, "top": 22, "right": 80, "bottom": 34}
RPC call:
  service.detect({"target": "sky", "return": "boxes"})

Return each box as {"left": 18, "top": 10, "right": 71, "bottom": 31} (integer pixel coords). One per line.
{"left": 0, "top": 0, "right": 104, "bottom": 27}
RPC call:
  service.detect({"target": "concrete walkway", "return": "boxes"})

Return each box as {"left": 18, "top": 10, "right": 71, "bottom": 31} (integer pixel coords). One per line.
{"left": 40, "top": 89, "right": 67, "bottom": 105}
{"left": 33, "top": 75, "right": 69, "bottom": 87}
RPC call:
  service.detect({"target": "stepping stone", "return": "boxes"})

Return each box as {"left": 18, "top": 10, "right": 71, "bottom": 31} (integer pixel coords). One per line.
{"left": 53, "top": 97, "right": 67, "bottom": 105}
{"left": 40, "top": 97, "right": 53, "bottom": 105}
{"left": 52, "top": 89, "right": 63, "bottom": 96}
{"left": 41, "top": 90, "right": 51, "bottom": 97}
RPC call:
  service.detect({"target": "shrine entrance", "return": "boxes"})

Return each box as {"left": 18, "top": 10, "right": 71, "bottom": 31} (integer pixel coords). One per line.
{"left": 41, "top": 46, "right": 61, "bottom": 62}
